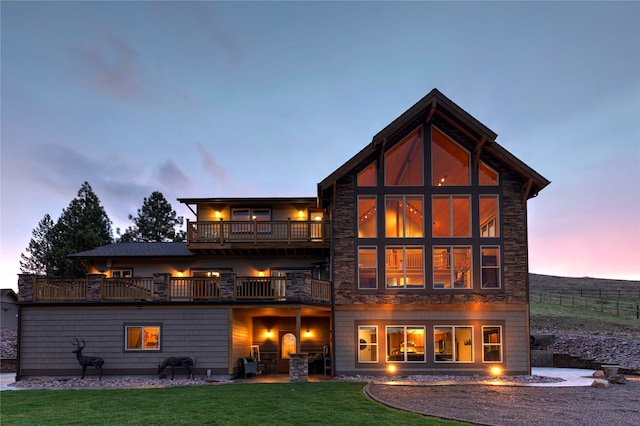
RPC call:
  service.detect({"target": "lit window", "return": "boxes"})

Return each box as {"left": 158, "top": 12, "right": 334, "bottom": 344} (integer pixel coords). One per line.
{"left": 481, "top": 246, "right": 501, "bottom": 289}
{"left": 385, "top": 195, "right": 423, "bottom": 238}
{"left": 358, "top": 196, "right": 376, "bottom": 238}
{"left": 480, "top": 195, "right": 499, "bottom": 237}
{"left": 112, "top": 269, "right": 132, "bottom": 278}
{"left": 358, "top": 326, "right": 378, "bottom": 363}
{"left": 387, "top": 326, "right": 425, "bottom": 362}
{"left": 432, "top": 195, "right": 470, "bottom": 237}
{"left": 431, "top": 127, "right": 470, "bottom": 186}
{"left": 357, "top": 162, "right": 377, "bottom": 187}
{"left": 385, "top": 128, "right": 423, "bottom": 186}
{"left": 358, "top": 247, "right": 377, "bottom": 289}
{"left": 483, "top": 326, "right": 503, "bottom": 362}
{"left": 434, "top": 326, "right": 473, "bottom": 362}
{"left": 479, "top": 162, "right": 499, "bottom": 185}
{"left": 125, "top": 325, "right": 160, "bottom": 351}
{"left": 433, "top": 246, "right": 472, "bottom": 289}
{"left": 386, "top": 247, "right": 424, "bottom": 289}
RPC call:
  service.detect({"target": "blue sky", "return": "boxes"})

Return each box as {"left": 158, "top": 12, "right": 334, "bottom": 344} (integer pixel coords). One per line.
{"left": 1, "top": 1, "right": 639, "bottom": 288}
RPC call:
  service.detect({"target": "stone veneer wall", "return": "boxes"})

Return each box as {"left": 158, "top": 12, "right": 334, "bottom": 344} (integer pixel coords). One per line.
{"left": 331, "top": 154, "right": 530, "bottom": 306}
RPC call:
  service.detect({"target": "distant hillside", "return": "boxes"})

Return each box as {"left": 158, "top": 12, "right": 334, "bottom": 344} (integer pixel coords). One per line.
{"left": 530, "top": 273, "right": 640, "bottom": 294}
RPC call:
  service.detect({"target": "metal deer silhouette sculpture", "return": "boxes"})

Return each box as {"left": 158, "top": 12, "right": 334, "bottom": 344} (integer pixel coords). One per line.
{"left": 157, "top": 357, "right": 194, "bottom": 380}
{"left": 72, "top": 338, "right": 104, "bottom": 380}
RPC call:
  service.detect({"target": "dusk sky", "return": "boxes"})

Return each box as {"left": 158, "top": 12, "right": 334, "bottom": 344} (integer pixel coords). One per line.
{"left": 1, "top": 1, "right": 639, "bottom": 289}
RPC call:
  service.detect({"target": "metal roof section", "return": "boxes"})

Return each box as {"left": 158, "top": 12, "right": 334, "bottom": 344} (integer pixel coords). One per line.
{"left": 68, "top": 242, "right": 194, "bottom": 258}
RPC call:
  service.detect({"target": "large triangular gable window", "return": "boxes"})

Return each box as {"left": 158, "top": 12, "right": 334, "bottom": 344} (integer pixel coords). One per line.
{"left": 431, "top": 127, "right": 470, "bottom": 186}
{"left": 385, "top": 128, "right": 423, "bottom": 186}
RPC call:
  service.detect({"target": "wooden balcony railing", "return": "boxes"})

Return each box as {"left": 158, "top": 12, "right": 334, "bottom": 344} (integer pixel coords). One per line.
{"left": 186, "top": 220, "right": 328, "bottom": 244}
{"left": 310, "top": 279, "right": 331, "bottom": 302}
{"left": 102, "top": 277, "right": 153, "bottom": 300}
{"left": 235, "top": 277, "right": 285, "bottom": 300}
{"left": 35, "top": 278, "right": 87, "bottom": 301}
{"left": 27, "top": 274, "right": 331, "bottom": 304}
{"left": 169, "top": 277, "right": 221, "bottom": 300}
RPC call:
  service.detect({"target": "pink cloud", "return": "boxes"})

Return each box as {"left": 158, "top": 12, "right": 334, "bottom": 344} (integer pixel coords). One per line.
{"left": 196, "top": 143, "right": 229, "bottom": 182}
{"left": 72, "top": 32, "right": 147, "bottom": 99}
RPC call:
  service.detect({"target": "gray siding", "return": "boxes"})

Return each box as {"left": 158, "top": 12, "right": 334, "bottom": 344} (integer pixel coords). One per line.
{"left": 334, "top": 308, "right": 529, "bottom": 376}
{"left": 19, "top": 306, "right": 230, "bottom": 378}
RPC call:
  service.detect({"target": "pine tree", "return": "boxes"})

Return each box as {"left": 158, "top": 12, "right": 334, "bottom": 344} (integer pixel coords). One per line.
{"left": 119, "top": 191, "right": 185, "bottom": 242}
{"left": 51, "top": 182, "right": 113, "bottom": 277}
{"left": 20, "top": 214, "right": 55, "bottom": 275}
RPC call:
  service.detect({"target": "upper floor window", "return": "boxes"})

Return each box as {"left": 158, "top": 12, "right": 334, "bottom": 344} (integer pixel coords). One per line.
{"left": 479, "top": 161, "right": 499, "bottom": 185}
{"left": 358, "top": 196, "right": 376, "bottom": 238}
{"left": 358, "top": 162, "right": 377, "bottom": 186}
{"left": 432, "top": 195, "right": 471, "bottom": 237}
{"left": 481, "top": 246, "right": 501, "bottom": 289}
{"left": 111, "top": 269, "right": 132, "bottom": 278}
{"left": 480, "top": 195, "right": 499, "bottom": 237}
{"left": 433, "top": 246, "right": 471, "bottom": 289}
{"left": 358, "top": 247, "right": 377, "bottom": 289}
{"left": 432, "top": 127, "right": 470, "bottom": 186}
{"left": 386, "top": 246, "right": 424, "bottom": 288}
{"left": 385, "top": 128, "right": 423, "bottom": 186}
{"left": 385, "top": 195, "right": 423, "bottom": 238}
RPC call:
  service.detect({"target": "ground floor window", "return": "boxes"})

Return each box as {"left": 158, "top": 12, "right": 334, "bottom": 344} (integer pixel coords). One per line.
{"left": 387, "top": 326, "right": 425, "bottom": 362}
{"left": 358, "top": 326, "right": 378, "bottom": 362}
{"left": 482, "top": 326, "right": 503, "bottom": 362}
{"left": 125, "top": 325, "right": 160, "bottom": 351}
{"left": 434, "top": 326, "right": 473, "bottom": 362}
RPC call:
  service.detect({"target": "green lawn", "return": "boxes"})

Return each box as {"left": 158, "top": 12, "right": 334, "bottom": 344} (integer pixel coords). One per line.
{"left": 1, "top": 382, "right": 468, "bottom": 425}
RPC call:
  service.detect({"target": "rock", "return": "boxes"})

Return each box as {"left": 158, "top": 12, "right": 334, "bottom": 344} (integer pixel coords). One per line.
{"left": 592, "top": 379, "right": 609, "bottom": 388}
{"left": 607, "top": 374, "right": 627, "bottom": 385}
{"left": 592, "top": 370, "right": 606, "bottom": 378}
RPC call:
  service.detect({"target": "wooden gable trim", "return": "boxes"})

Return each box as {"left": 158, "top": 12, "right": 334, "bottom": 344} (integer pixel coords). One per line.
{"left": 473, "top": 137, "right": 488, "bottom": 171}
{"left": 522, "top": 179, "right": 534, "bottom": 206}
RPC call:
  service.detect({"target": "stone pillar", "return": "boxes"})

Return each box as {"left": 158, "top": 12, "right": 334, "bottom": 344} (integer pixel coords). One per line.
{"left": 86, "top": 274, "right": 104, "bottom": 301}
{"left": 154, "top": 273, "right": 170, "bottom": 300}
{"left": 17, "top": 274, "right": 36, "bottom": 302}
{"left": 219, "top": 272, "right": 235, "bottom": 300}
{"left": 289, "top": 353, "right": 308, "bottom": 382}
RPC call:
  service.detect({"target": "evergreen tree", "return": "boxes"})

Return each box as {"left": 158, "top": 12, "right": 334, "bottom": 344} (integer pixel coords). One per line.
{"left": 20, "top": 214, "right": 55, "bottom": 275}
{"left": 51, "top": 182, "right": 113, "bottom": 277}
{"left": 119, "top": 191, "right": 185, "bottom": 242}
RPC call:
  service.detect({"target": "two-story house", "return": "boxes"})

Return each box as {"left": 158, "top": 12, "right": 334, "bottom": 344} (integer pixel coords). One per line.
{"left": 15, "top": 89, "right": 548, "bottom": 379}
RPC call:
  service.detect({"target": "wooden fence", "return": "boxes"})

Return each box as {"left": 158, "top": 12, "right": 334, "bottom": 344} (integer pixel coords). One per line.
{"left": 531, "top": 291, "right": 640, "bottom": 320}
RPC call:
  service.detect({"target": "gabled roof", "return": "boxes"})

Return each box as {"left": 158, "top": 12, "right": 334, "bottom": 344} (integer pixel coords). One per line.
{"left": 68, "top": 242, "right": 194, "bottom": 259}
{"left": 318, "top": 88, "right": 550, "bottom": 199}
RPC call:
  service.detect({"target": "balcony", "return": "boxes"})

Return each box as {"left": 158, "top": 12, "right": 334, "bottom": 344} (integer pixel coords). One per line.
{"left": 185, "top": 219, "right": 330, "bottom": 255}
{"left": 21, "top": 273, "right": 331, "bottom": 304}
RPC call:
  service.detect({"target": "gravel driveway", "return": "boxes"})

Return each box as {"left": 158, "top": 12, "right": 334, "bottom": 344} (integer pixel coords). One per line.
{"left": 365, "top": 379, "right": 640, "bottom": 426}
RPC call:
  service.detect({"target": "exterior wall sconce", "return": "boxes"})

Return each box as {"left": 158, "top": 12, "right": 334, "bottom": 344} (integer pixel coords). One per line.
{"left": 215, "top": 211, "right": 221, "bottom": 219}
{"left": 304, "top": 329, "right": 311, "bottom": 337}
{"left": 265, "top": 329, "right": 273, "bottom": 338}
{"left": 258, "top": 270, "right": 265, "bottom": 277}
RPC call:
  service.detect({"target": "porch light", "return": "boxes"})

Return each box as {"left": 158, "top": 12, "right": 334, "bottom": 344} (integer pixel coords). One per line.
{"left": 215, "top": 211, "right": 221, "bottom": 218}
{"left": 298, "top": 210, "right": 304, "bottom": 218}
{"left": 304, "top": 329, "right": 311, "bottom": 337}
{"left": 265, "top": 329, "right": 273, "bottom": 338}
{"left": 490, "top": 366, "right": 502, "bottom": 378}
{"left": 258, "top": 270, "right": 265, "bottom": 277}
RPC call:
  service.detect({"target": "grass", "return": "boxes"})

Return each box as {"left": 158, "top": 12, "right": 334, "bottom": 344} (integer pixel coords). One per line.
{"left": 530, "top": 300, "right": 640, "bottom": 334}
{"left": 0, "top": 382, "right": 468, "bottom": 425}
